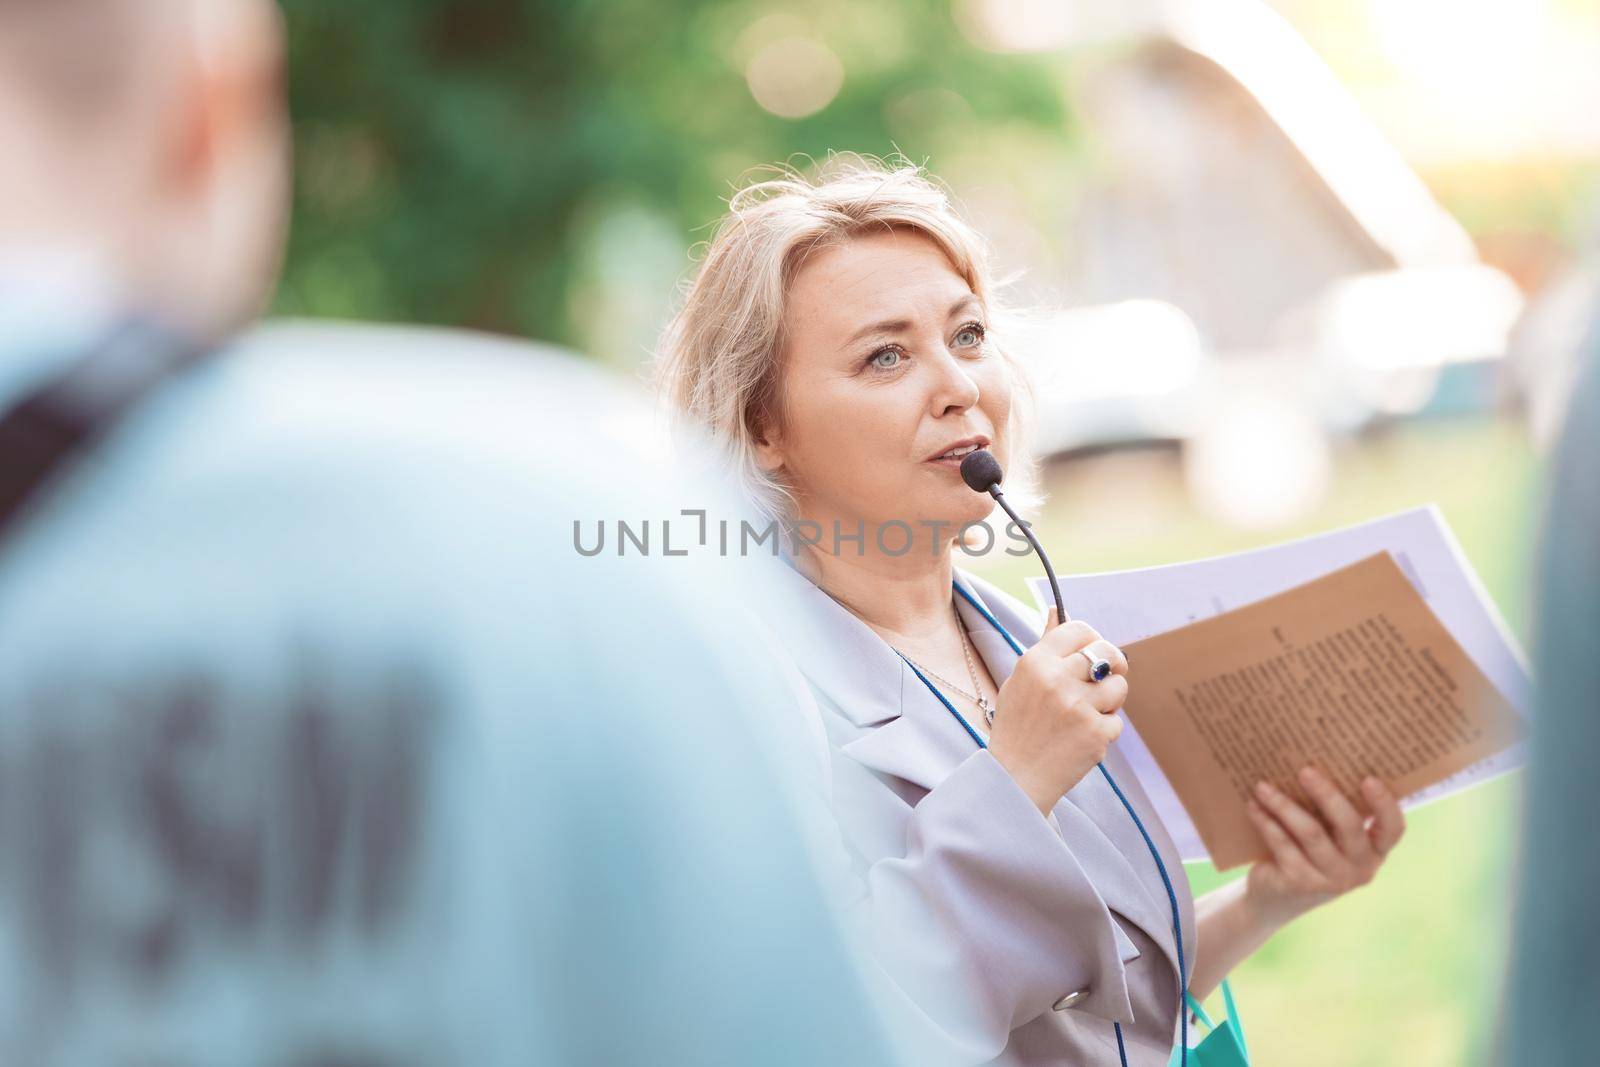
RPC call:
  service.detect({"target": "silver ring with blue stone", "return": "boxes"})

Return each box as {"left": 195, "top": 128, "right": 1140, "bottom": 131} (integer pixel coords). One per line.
{"left": 1076, "top": 648, "right": 1113, "bottom": 683}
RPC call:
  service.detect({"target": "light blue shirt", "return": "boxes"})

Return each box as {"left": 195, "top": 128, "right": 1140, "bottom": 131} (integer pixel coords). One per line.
{"left": 0, "top": 314, "right": 899, "bottom": 1066}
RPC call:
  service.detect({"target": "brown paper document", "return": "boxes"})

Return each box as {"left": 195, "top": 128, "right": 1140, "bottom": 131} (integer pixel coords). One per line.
{"left": 1121, "top": 551, "right": 1525, "bottom": 870}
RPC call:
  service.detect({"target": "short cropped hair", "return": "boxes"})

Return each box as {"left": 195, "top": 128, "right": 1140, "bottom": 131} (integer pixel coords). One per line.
{"left": 653, "top": 154, "right": 1039, "bottom": 529}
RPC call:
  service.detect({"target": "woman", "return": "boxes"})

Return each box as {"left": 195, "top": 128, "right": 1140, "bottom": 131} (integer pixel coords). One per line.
{"left": 655, "top": 156, "right": 1408, "bottom": 1065}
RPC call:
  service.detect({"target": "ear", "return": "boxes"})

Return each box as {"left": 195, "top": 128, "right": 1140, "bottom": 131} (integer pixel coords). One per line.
{"left": 752, "top": 420, "right": 786, "bottom": 474}
{"left": 153, "top": 0, "right": 288, "bottom": 340}
{"left": 168, "top": 0, "right": 285, "bottom": 197}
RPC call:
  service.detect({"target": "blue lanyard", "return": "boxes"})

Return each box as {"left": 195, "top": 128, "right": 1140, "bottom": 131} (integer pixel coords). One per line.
{"left": 894, "top": 582, "right": 1190, "bottom": 1067}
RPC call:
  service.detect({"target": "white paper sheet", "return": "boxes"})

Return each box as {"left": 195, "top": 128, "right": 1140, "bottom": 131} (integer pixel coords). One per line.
{"left": 1027, "top": 505, "right": 1532, "bottom": 863}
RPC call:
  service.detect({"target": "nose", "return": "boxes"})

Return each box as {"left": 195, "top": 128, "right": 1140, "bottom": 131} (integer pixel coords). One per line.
{"left": 928, "top": 345, "right": 980, "bottom": 417}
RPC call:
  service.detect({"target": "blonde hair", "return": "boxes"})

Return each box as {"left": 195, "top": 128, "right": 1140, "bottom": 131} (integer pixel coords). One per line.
{"left": 652, "top": 153, "right": 1040, "bottom": 532}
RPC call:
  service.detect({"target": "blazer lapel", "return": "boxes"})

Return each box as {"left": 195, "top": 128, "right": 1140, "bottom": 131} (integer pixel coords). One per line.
{"left": 834, "top": 673, "right": 980, "bottom": 790}
{"left": 765, "top": 557, "right": 994, "bottom": 786}
{"left": 764, "top": 556, "right": 904, "bottom": 729}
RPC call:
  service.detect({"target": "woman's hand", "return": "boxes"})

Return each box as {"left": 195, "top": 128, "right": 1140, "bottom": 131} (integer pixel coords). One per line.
{"left": 989, "top": 607, "right": 1129, "bottom": 816}
{"left": 1242, "top": 763, "right": 1407, "bottom": 927}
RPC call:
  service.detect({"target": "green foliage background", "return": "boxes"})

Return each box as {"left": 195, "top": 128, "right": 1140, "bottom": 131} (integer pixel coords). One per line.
{"left": 273, "top": 0, "right": 1073, "bottom": 348}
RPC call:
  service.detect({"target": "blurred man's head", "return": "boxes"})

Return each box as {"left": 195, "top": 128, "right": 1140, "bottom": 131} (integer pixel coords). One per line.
{"left": 0, "top": 0, "right": 289, "bottom": 343}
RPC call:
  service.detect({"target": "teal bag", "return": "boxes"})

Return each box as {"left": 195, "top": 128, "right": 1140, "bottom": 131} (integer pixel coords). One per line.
{"left": 1167, "top": 977, "right": 1249, "bottom": 1067}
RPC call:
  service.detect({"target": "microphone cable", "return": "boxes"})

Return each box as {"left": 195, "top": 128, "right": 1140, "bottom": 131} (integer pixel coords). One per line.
{"left": 958, "top": 449, "right": 1189, "bottom": 1067}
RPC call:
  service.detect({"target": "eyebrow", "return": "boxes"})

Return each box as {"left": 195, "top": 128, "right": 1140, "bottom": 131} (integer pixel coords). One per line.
{"left": 846, "top": 294, "right": 983, "bottom": 345}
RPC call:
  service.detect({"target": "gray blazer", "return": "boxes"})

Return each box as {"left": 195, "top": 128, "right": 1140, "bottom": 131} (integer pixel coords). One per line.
{"left": 768, "top": 559, "right": 1198, "bottom": 1066}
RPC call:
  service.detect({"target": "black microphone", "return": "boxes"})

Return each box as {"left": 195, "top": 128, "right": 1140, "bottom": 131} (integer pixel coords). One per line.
{"left": 959, "top": 449, "right": 1068, "bottom": 631}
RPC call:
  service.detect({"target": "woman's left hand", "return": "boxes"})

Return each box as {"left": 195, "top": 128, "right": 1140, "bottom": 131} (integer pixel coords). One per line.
{"left": 1242, "top": 763, "right": 1407, "bottom": 927}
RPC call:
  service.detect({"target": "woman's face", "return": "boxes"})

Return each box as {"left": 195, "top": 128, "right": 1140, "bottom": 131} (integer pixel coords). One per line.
{"left": 758, "top": 228, "right": 1013, "bottom": 543}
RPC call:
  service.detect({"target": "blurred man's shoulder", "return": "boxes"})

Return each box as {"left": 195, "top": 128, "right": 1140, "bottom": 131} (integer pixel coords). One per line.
{"left": 113, "top": 319, "right": 666, "bottom": 537}
{"left": 0, "top": 319, "right": 680, "bottom": 623}
{"left": 196, "top": 319, "right": 637, "bottom": 484}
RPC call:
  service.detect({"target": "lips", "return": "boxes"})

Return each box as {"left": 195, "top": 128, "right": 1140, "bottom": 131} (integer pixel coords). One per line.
{"left": 926, "top": 436, "right": 990, "bottom": 462}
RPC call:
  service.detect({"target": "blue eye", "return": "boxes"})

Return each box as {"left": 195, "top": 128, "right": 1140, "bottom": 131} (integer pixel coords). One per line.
{"left": 955, "top": 323, "right": 986, "bottom": 348}
{"left": 868, "top": 347, "right": 903, "bottom": 370}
